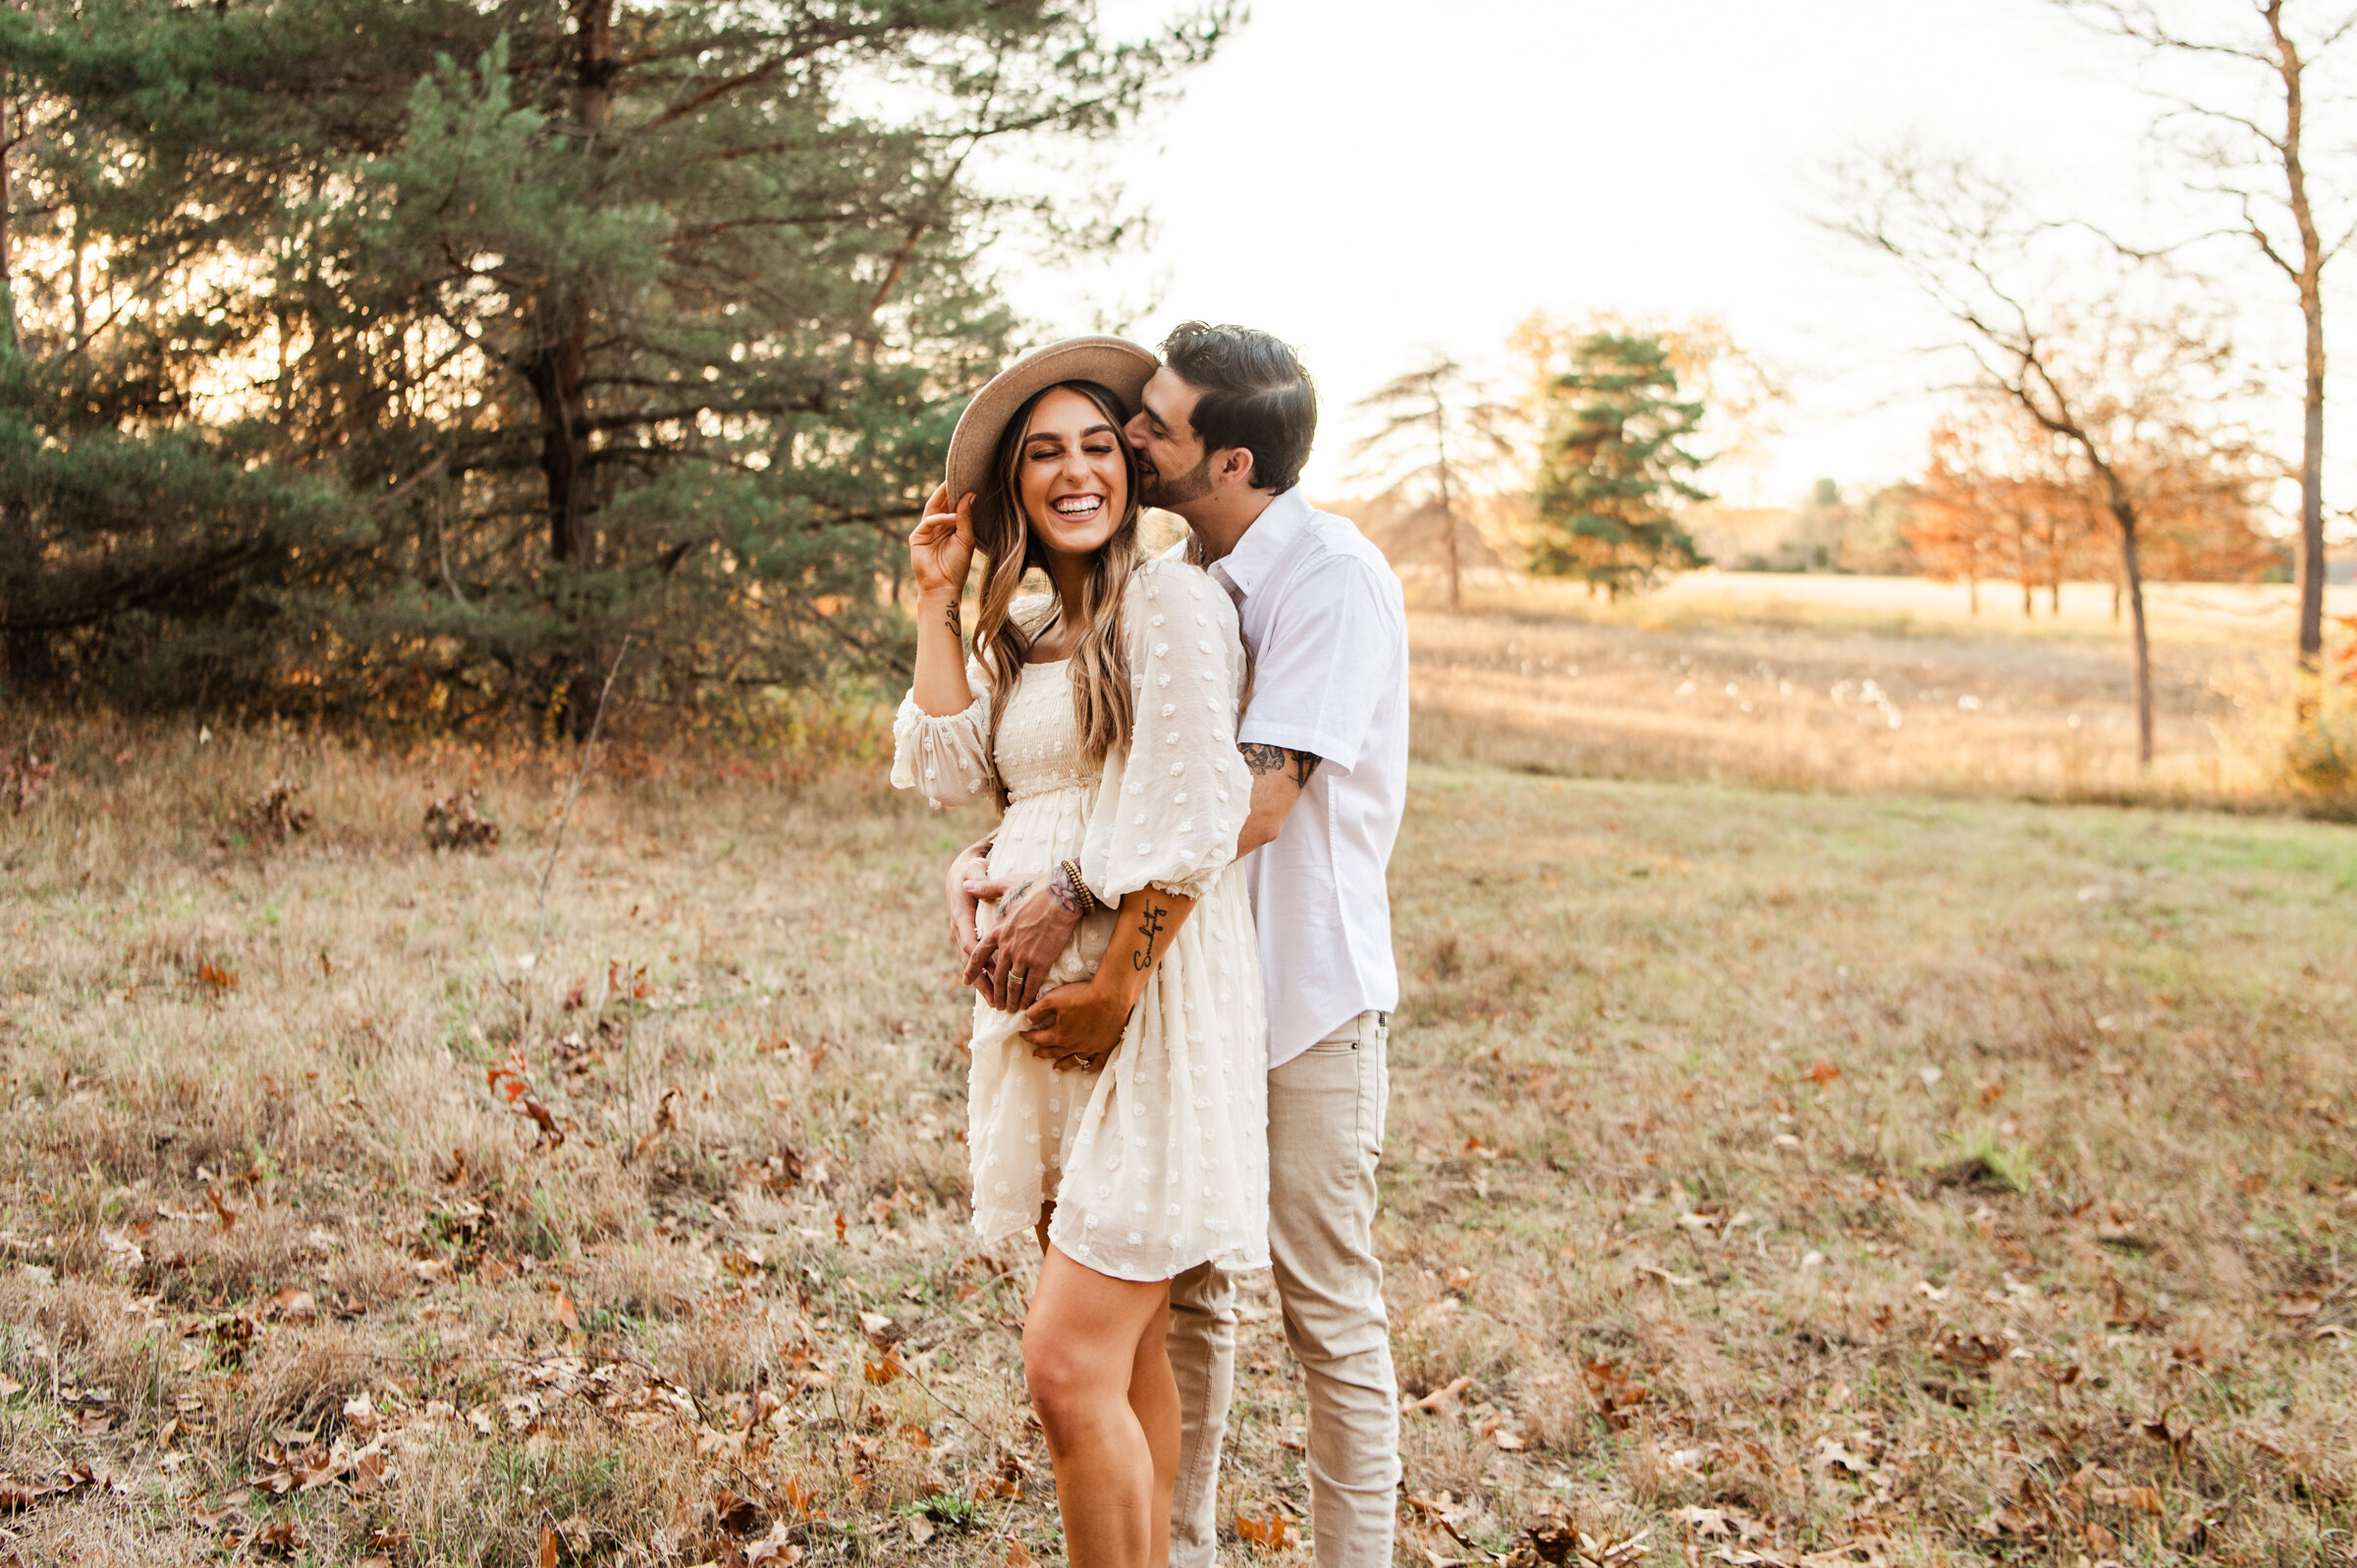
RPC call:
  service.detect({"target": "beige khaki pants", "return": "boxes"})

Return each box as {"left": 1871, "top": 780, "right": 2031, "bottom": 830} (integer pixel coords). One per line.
{"left": 1168, "top": 1010, "right": 1398, "bottom": 1568}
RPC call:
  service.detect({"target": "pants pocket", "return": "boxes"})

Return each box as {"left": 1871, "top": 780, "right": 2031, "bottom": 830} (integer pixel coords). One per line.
{"left": 1354, "top": 1015, "right": 1389, "bottom": 1162}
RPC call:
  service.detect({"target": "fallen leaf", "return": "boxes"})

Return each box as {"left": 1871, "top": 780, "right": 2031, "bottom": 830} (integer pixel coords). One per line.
{"left": 252, "top": 1519, "right": 309, "bottom": 1555}
{"left": 537, "top": 1523, "right": 559, "bottom": 1568}
{"left": 1405, "top": 1376, "right": 1471, "bottom": 1413}
{"left": 746, "top": 1520, "right": 803, "bottom": 1566}
{"left": 1674, "top": 1505, "right": 1734, "bottom": 1539}
{"left": 265, "top": 1287, "right": 317, "bottom": 1323}
{"left": 1804, "top": 1059, "right": 1841, "bottom": 1086}
{"left": 1814, "top": 1436, "right": 1870, "bottom": 1475}
{"left": 1235, "top": 1512, "right": 1290, "bottom": 1551}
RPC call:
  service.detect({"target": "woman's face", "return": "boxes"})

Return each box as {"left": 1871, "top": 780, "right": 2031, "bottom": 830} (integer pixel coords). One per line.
{"left": 1016, "top": 387, "right": 1129, "bottom": 559}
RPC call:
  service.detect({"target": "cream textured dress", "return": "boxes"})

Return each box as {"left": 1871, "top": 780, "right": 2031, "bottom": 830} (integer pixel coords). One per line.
{"left": 891, "top": 557, "right": 1270, "bottom": 1282}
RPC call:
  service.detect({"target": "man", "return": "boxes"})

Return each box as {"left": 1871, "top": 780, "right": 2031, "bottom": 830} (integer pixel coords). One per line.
{"left": 953, "top": 322, "right": 1410, "bottom": 1568}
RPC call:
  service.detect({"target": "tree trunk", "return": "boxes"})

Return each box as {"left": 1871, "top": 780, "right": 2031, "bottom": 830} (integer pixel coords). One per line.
{"left": 522, "top": 0, "right": 620, "bottom": 736}
{"left": 2268, "top": 4, "right": 2330, "bottom": 697}
{"left": 0, "top": 93, "right": 48, "bottom": 693}
{"left": 1444, "top": 514, "right": 1460, "bottom": 612}
{"left": 2050, "top": 577, "right": 2060, "bottom": 616}
{"left": 1432, "top": 388, "right": 1460, "bottom": 613}
{"left": 1437, "top": 486, "right": 1460, "bottom": 614}
{"left": 1968, "top": 573, "right": 1980, "bottom": 615}
{"left": 1, "top": 94, "right": 15, "bottom": 357}
{"left": 2114, "top": 505, "right": 2153, "bottom": 767}
{"left": 2296, "top": 289, "right": 2326, "bottom": 682}
{"left": 2022, "top": 578, "right": 2034, "bottom": 617}
{"left": 524, "top": 313, "right": 593, "bottom": 568}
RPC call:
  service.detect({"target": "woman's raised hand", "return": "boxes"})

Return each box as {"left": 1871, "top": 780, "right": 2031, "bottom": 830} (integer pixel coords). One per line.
{"left": 908, "top": 483, "right": 976, "bottom": 603}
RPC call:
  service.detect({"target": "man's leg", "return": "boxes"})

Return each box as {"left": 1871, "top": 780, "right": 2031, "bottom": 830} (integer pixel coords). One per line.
{"left": 1267, "top": 1011, "right": 1398, "bottom": 1568}
{"left": 1166, "top": 1260, "right": 1237, "bottom": 1568}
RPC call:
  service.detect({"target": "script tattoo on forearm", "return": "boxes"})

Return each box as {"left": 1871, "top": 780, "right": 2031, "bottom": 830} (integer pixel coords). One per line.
{"left": 1129, "top": 900, "right": 1170, "bottom": 972}
{"left": 1239, "top": 742, "right": 1320, "bottom": 788}
{"left": 945, "top": 600, "right": 961, "bottom": 640}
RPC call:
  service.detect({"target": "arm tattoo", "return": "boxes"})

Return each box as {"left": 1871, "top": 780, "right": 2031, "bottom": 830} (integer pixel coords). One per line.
{"left": 1048, "top": 865, "right": 1084, "bottom": 916}
{"left": 1130, "top": 899, "right": 1171, "bottom": 971}
{"left": 945, "top": 600, "right": 961, "bottom": 640}
{"left": 1239, "top": 742, "right": 1320, "bottom": 788}
{"left": 999, "top": 876, "right": 1035, "bottom": 910}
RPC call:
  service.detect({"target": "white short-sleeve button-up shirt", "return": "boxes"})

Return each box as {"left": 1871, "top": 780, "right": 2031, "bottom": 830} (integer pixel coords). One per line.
{"left": 1195, "top": 487, "right": 1408, "bottom": 1069}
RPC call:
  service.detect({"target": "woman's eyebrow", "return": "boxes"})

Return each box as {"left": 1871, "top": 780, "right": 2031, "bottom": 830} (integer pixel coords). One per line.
{"left": 1027, "top": 423, "right": 1118, "bottom": 443}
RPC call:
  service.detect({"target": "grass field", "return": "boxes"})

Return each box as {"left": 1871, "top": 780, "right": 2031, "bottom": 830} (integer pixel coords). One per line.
{"left": 1405, "top": 571, "right": 2357, "bottom": 807}
{"left": 2, "top": 686, "right": 2352, "bottom": 1567}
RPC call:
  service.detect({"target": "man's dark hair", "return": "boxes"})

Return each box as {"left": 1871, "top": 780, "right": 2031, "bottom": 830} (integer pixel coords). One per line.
{"left": 1158, "top": 321, "right": 1317, "bottom": 494}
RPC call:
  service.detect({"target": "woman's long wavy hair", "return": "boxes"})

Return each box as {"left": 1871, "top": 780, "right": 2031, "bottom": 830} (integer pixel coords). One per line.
{"left": 971, "top": 380, "right": 1144, "bottom": 808}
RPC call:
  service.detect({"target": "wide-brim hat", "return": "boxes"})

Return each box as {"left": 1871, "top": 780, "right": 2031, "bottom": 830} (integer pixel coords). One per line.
{"left": 945, "top": 335, "right": 1159, "bottom": 502}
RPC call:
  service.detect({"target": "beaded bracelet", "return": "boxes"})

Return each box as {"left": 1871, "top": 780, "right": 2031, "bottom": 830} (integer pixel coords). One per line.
{"left": 1057, "top": 859, "right": 1100, "bottom": 916}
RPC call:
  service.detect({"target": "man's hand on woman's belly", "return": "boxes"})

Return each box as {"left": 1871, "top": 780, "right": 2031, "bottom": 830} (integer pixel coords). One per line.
{"left": 961, "top": 869, "right": 1083, "bottom": 1011}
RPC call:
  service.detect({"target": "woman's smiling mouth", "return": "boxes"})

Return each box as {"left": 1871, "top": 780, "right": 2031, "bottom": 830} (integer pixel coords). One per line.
{"left": 1052, "top": 493, "right": 1106, "bottom": 521}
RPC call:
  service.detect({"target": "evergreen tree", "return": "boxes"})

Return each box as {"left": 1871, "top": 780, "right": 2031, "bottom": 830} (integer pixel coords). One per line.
{"left": 0, "top": 0, "right": 1229, "bottom": 725}
{"left": 1526, "top": 332, "right": 1711, "bottom": 599}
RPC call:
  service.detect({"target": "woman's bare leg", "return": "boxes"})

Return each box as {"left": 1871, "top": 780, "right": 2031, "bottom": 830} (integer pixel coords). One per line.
{"left": 1024, "top": 1245, "right": 1178, "bottom": 1568}
{"left": 1127, "top": 1290, "right": 1179, "bottom": 1568}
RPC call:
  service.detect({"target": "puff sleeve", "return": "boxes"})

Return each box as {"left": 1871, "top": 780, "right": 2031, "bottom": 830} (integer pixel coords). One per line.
{"left": 1078, "top": 560, "right": 1252, "bottom": 902}
{"left": 890, "top": 657, "right": 994, "bottom": 808}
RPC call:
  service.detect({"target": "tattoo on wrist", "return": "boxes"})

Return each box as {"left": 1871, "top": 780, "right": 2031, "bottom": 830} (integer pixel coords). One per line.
{"left": 1049, "top": 866, "right": 1083, "bottom": 916}
{"left": 1240, "top": 742, "right": 1320, "bottom": 787}
{"left": 945, "top": 600, "right": 961, "bottom": 640}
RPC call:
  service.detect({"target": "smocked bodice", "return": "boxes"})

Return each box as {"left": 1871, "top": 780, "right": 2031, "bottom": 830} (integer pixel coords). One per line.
{"left": 996, "top": 661, "right": 1101, "bottom": 803}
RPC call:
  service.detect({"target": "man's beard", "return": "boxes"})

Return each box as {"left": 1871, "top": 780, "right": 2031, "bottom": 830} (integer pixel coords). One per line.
{"left": 1142, "top": 452, "right": 1214, "bottom": 508}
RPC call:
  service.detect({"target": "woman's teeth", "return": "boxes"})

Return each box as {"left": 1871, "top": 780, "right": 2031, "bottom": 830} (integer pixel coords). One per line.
{"left": 1053, "top": 496, "right": 1103, "bottom": 516}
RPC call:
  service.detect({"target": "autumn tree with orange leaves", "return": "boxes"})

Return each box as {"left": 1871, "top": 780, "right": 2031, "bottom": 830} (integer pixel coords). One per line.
{"left": 1911, "top": 406, "right": 2276, "bottom": 618}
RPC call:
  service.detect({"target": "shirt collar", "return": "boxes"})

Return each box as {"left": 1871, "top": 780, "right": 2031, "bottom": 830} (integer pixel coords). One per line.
{"left": 1209, "top": 486, "right": 1311, "bottom": 603}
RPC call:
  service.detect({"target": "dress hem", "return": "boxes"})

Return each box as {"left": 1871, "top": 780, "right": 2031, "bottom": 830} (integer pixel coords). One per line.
{"left": 968, "top": 1208, "right": 1270, "bottom": 1283}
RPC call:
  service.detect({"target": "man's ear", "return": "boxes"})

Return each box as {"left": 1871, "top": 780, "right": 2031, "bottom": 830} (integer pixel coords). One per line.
{"left": 1213, "top": 446, "right": 1258, "bottom": 491}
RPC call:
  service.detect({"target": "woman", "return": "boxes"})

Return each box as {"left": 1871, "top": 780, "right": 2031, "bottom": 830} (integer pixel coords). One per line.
{"left": 891, "top": 336, "right": 1268, "bottom": 1568}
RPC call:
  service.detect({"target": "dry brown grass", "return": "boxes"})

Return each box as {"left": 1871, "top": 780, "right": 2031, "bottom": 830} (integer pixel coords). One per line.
{"left": 0, "top": 701, "right": 2352, "bottom": 1567}
{"left": 1405, "top": 570, "right": 2357, "bottom": 810}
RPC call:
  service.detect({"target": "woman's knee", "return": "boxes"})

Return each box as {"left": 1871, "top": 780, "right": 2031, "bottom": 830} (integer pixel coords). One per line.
{"left": 1021, "top": 1327, "right": 1097, "bottom": 1425}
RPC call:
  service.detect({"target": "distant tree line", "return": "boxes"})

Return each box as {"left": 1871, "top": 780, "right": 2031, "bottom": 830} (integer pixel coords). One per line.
{"left": 0, "top": 0, "right": 1226, "bottom": 730}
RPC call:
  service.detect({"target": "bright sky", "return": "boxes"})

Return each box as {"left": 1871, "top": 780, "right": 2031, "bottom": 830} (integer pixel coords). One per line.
{"left": 993, "top": 0, "right": 2346, "bottom": 514}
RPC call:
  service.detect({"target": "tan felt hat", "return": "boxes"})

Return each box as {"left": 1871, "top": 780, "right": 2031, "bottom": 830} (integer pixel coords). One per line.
{"left": 945, "top": 335, "right": 1159, "bottom": 502}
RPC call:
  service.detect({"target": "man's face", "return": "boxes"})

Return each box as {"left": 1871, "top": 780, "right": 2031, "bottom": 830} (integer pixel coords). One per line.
{"left": 1126, "top": 367, "right": 1215, "bottom": 508}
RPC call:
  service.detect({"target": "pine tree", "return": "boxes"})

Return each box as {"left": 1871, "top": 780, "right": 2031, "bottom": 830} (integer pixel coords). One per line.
{"left": 0, "top": 0, "right": 1229, "bottom": 724}
{"left": 1525, "top": 332, "right": 1710, "bottom": 599}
